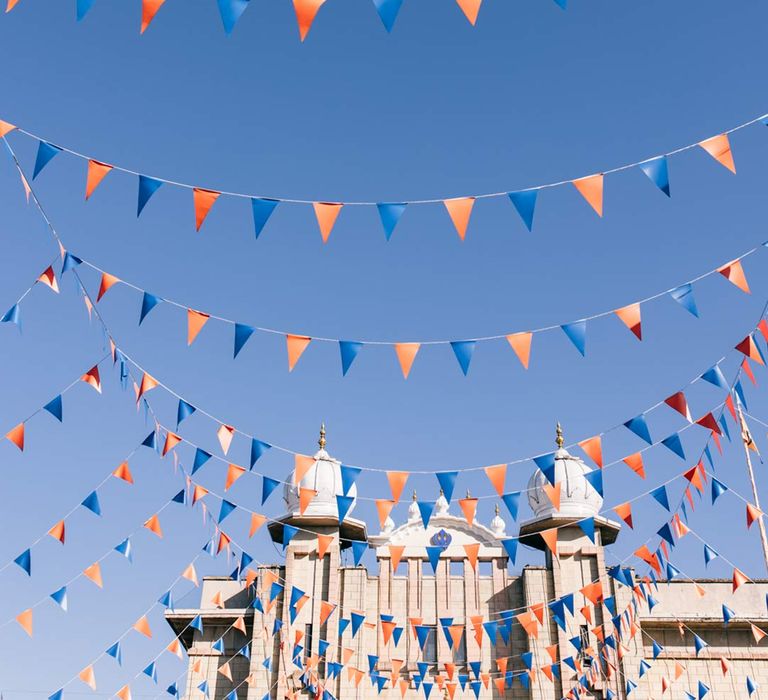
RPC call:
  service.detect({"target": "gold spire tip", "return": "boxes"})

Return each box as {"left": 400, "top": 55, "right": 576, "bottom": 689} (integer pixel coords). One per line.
{"left": 318, "top": 423, "right": 326, "bottom": 450}
{"left": 556, "top": 422, "right": 564, "bottom": 448}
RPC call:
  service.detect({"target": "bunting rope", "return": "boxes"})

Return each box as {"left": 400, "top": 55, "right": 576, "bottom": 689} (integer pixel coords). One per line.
{"left": 1, "top": 110, "right": 766, "bottom": 241}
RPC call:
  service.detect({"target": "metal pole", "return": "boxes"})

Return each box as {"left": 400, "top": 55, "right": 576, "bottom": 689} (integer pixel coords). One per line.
{"left": 736, "top": 403, "right": 768, "bottom": 574}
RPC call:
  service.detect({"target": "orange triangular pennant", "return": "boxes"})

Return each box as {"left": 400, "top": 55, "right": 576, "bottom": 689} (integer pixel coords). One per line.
{"left": 506, "top": 332, "right": 532, "bottom": 369}
{"left": 112, "top": 461, "right": 133, "bottom": 484}
{"left": 286, "top": 334, "right": 312, "bottom": 371}
{"left": 0, "top": 118, "right": 16, "bottom": 135}
{"left": 133, "top": 615, "right": 152, "bottom": 638}
{"left": 16, "top": 608, "right": 32, "bottom": 636}
{"left": 83, "top": 562, "right": 103, "bottom": 588}
{"left": 97, "top": 272, "right": 120, "bottom": 301}
{"left": 443, "top": 197, "right": 475, "bottom": 240}
{"left": 216, "top": 424, "right": 235, "bottom": 455}
{"left": 38, "top": 265, "right": 59, "bottom": 293}
{"left": 193, "top": 187, "right": 220, "bottom": 231}
{"left": 484, "top": 464, "right": 506, "bottom": 496}
{"left": 293, "top": 0, "right": 325, "bottom": 41}
{"left": 614, "top": 502, "right": 633, "bottom": 528}
{"left": 747, "top": 504, "right": 763, "bottom": 529}
{"left": 622, "top": 452, "right": 645, "bottom": 479}
{"left": 79, "top": 666, "right": 96, "bottom": 690}
{"left": 320, "top": 600, "right": 336, "bottom": 625}
{"left": 317, "top": 534, "right": 333, "bottom": 558}
{"left": 295, "top": 453, "right": 315, "bottom": 484}
{"left": 225, "top": 463, "right": 246, "bottom": 490}
{"left": 182, "top": 563, "right": 199, "bottom": 586}
{"left": 85, "top": 160, "right": 112, "bottom": 199}
{"left": 187, "top": 309, "right": 210, "bottom": 345}
{"left": 394, "top": 342, "right": 420, "bottom": 379}
{"left": 116, "top": 685, "right": 131, "bottom": 700}
{"left": 699, "top": 133, "right": 736, "bottom": 173}
{"left": 389, "top": 544, "right": 405, "bottom": 572}
{"left": 718, "top": 259, "right": 751, "bottom": 294}
{"left": 578, "top": 435, "right": 603, "bottom": 468}
{"left": 299, "top": 487, "right": 317, "bottom": 514}
{"left": 376, "top": 499, "right": 396, "bottom": 527}
{"left": 458, "top": 497, "right": 478, "bottom": 525}
{"left": 386, "top": 471, "right": 409, "bottom": 502}
{"left": 463, "top": 543, "right": 480, "bottom": 571}
{"left": 752, "top": 623, "right": 767, "bottom": 643}
{"left": 542, "top": 482, "right": 561, "bottom": 511}
{"left": 541, "top": 528, "right": 558, "bottom": 555}
{"left": 144, "top": 514, "right": 163, "bottom": 538}
{"left": 615, "top": 303, "right": 642, "bottom": 340}
{"left": 572, "top": 174, "right": 604, "bottom": 216}
{"left": 249, "top": 513, "right": 266, "bottom": 537}
{"left": 141, "top": 0, "right": 166, "bottom": 32}
{"left": 313, "top": 202, "right": 343, "bottom": 242}
{"left": 455, "top": 0, "right": 482, "bottom": 24}
{"left": 48, "top": 520, "right": 65, "bottom": 544}
{"left": 137, "top": 372, "right": 158, "bottom": 402}
{"left": 162, "top": 431, "right": 181, "bottom": 456}
{"left": 6, "top": 422, "right": 24, "bottom": 451}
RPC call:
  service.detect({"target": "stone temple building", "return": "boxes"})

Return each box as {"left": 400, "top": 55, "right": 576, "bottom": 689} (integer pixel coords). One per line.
{"left": 166, "top": 427, "right": 768, "bottom": 700}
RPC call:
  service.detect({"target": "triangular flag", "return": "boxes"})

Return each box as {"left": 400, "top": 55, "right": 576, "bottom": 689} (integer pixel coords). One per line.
{"left": 16, "top": 609, "right": 32, "bottom": 636}
{"left": 249, "top": 513, "right": 266, "bottom": 537}
{"left": 541, "top": 528, "right": 558, "bottom": 555}
{"left": 299, "top": 488, "right": 317, "bottom": 515}
{"left": 443, "top": 197, "right": 475, "bottom": 240}
{"left": 286, "top": 334, "right": 311, "bottom": 371}
{"left": 48, "top": 520, "right": 66, "bottom": 544}
{"left": 339, "top": 340, "right": 363, "bottom": 376}
{"left": 561, "top": 320, "right": 587, "bottom": 356}
{"left": 615, "top": 303, "right": 642, "bottom": 340}
{"left": 450, "top": 340, "right": 475, "bottom": 375}
{"left": 375, "top": 499, "right": 395, "bottom": 527}
{"left": 572, "top": 174, "right": 604, "bottom": 216}
{"left": 484, "top": 464, "right": 506, "bottom": 496}
{"left": 639, "top": 156, "right": 670, "bottom": 196}
{"left": 137, "top": 175, "right": 163, "bottom": 214}
{"left": 193, "top": 188, "right": 220, "bottom": 231}
{"left": 141, "top": 0, "right": 166, "bottom": 32}
{"left": 217, "top": 424, "right": 235, "bottom": 454}
{"left": 578, "top": 436, "right": 603, "bottom": 468}
{"left": 33, "top": 141, "right": 62, "bottom": 179}
{"left": 313, "top": 202, "right": 343, "bottom": 242}
{"left": 293, "top": 0, "right": 325, "bottom": 41}
{"left": 133, "top": 615, "right": 152, "bottom": 638}
{"left": 144, "top": 514, "right": 163, "bottom": 538}
{"left": 225, "top": 463, "right": 246, "bottom": 490}
{"left": 463, "top": 543, "right": 480, "bottom": 571}
{"left": 623, "top": 452, "right": 645, "bottom": 479}
{"left": 376, "top": 201, "right": 406, "bottom": 236}
{"left": 217, "top": 0, "right": 251, "bottom": 34}
{"left": 79, "top": 666, "right": 96, "bottom": 690}
{"left": 386, "top": 471, "right": 408, "bottom": 502}
{"left": 718, "top": 260, "right": 750, "bottom": 294}
{"left": 394, "top": 342, "right": 420, "bottom": 379}
{"left": 613, "top": 502, "right": 633, "bottom": 528}
{"left": 455, "top": 0, "right": 482, "bottom": 24}
{"left": 251, "top": 198, "right": 279, "bottom": 238}
{"left": 670, "top": 283, "right": 699, "bottom": 316}
{"left": 83, "top": 562, "right": 103, "bottom": 587}
{"left": 458, "top": 497, "right": 478, "bottom": 525}
{"left": 389, "top": 544, "right": 405, "bottom": 571}
{"left": 507, "top": 190, "right": 537, "bottom": 231}
{"left": 187, "top": 309, "right": 210, "bottom": 345}
{"left": 234, "top": 324, "right": 255, "bottom": 358}
{"left": 139, "top": 292, "right": 162, "bottom": 324}
{"left": 506, "top": 332, "right": 532, "bottom": 369}
{"left": 543, "top": 482, "right": 562, "bottom": 510}
{"left": 85, "top": 160, "right": 112, "bottom": 199}
{"left": 699, "top": 133, "right": 736, "bottom": 173}
{"left": 6, "top": 422, "right": 24, "bottom": 451}
{"left": 38, "top": 266, "right": 59, "bottom": 293}
{"left": 97, "top": 272, "right": 120, "bottom": 301}
{"left": 295, "top": 453, "right": 315, "bottom": 483}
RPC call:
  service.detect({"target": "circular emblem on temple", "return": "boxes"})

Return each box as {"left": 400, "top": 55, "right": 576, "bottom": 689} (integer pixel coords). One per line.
{"left": 430, "top": 529, "right": 452, "bottom": 547}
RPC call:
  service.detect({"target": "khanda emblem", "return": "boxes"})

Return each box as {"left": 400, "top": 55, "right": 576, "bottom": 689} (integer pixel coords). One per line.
{"left": 430, "top": 529, "right": 452, "bottom": 548}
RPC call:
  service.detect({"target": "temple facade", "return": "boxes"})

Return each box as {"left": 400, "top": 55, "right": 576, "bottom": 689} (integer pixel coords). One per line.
{"left": 166, "top": 428, "right": 768, "bottom": 700}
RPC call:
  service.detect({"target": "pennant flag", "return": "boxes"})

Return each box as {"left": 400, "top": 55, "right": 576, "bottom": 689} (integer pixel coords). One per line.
{"left": 572, "top": 174, "right": 604, "bottom": 216}
{"left": 507, "top": 190, "right": 537, "bottom": 231}
{"left": 163, "top": 431, "right": 182, "bottom": 456}
{"left": 450, "top": 340, "right": 476, "bottom": 375}
{"left": 639, "top": 156, "right": 670, "bottom": 196}
{"left": 583, "top": 470, "right": 602, "bottom": 497}
{"left": 670, "top": 283, "right": 699, "bottom": 317}
{"left": 79, "top": 666, "right": 96, "bottom": 690}
{"left": 417, "top": 501, "right": 434, "bottom": 528}
{"left": 543, "top": 481, "right": 562, "bottom": 509}
{"left": 336, "top": 494, "right": 354, "bottom": 521}
{"left": 613, "top": 502, "right": 633, "bottom": 528}
{"left": 14, "top": 549, "right": 31, "bottom": 575}
{"left": 182, "top": 563, "right": 199, "bottom": 586}
{"left": 436, "top": 471, "right": 458, "bottom": 502}
{"left": 137, "top": 175, "right": 163, "bottom": 215}
{"left": 734, "top": 568, "right": 748, "bottom": 592}
{"left": 85, "top": 160, "right": 112, "bottom": 199}
{"left": 376, "top": 499, "right": 395, "bottom": 527}
{"left": 249, "top": 513, "right": 266, "bottom": 537}
{"left": 83, "top": 562, "right": 103, "bottom": 587}
{"left": 377, "top": 201, "right": 406, "bottom": 236}
{"left": 426, "top": 546, "right": 442, "bottom": 573}
{"left": 144, "top": 514, "right": 163, "bottom": 537}
{"left": 578, "top": 436, "right": 603, "bottom": 468}
{"left": 661, "top": 433, "right": 685, "bottom": 460}
{"left": 133, "top": 615, "right": 152, "bottom": 638}
{"left": 187, "top": 309, "right": 210, "bottom": 345}
{"left": 351, "top": 540, "right": 366, "bottom": 565}
{"left": 443, "top": 197, "right": 475, "bottom": 240}
{"left": 748, "top": 503, "right": 763, "bottom": 528}
{"left": 387, "top": 471, "right": 408, "bottom": 502}
{"left": 6, "top": 422, "right": 24, "bottom": 451}
{"left": 231, "top": 323, "right": 255, "bottom": 359}
{"left": 218, "top": 500, "right": 237, "bottom": 522}
{"left": 561, "top": 320, "right": 586, "bottom": 356}
{"left": 506, "top": 332, "right": 532, "bottom": 369}
{"left": 340, "top": 465, "right": 361, "bottom": 495}
{"left": 248, "top": 197, "right": 279, "bottom": 238}
{"left": 737, "top": 335, "right": 765, "bottom": 365}
{"left": 283, "top": 524, "right": 299, "bottom": 548}
{"left": 393, "top": 342, "right": 420, "bottom": 379}
{"left": 33, "top": 141, "right": 62, "bottom": 179}
{"left": 225, "top": 463, "right": 246, "bottom": 490}
{"left": 217, "top": 0, "right": 250, "bottom": 34}
{"left": 82, "top": 491, "right": 102, "bottom": 516}
{"left": 1, "top": 303, "right": 20, "bottom": 327}
{"left": 718, "top": 260, "right": 750, "bottom": 294}
{"left": 484, "top": 464, "right": 507, "bottom": 496}
{"left": 650, "top": 486, "right": 670, "bottom": 511}
{"left": 541, "top": 528, "right": 557, "bottom": 555}
{"left": 501, "top": 492, "right": 520, "bottom": 520}
{"left": 615, "top": 303, "right": 642, "bottom": 340}
{"left": 286, "top": 334, "right": 312, "bottom": 371}
{"left": 48, "top": 520, "right": 66, "bottom": 543}
{"left": 458, "top": 496, "right": 478, "bottom": 525}
{"left": 748, "top": 677, "right": 758, "bottom": 696}
{"left": 97, "top": 272, "right": 120, "bottom": 301}
{"left": 217, "top": 424, "right": 235, "bottom": 455}
{"left": 192, "top": 448, "right": 211, "bottom": 474}
{"left": 455, "top": 0, "right": 482, "bottom": 24}
{"left": 624, "top": 414, "right": 652, "bottom": 444}
{"left": 250, "top": 438, "right": 271, "bottom": 467}
{"left": 140, "top": 0, "right": 166, "bottom": 32}
{"left": 295, "top": 453, "right": 315, "bottom": 483}
{"left": 138, "top": 292, "right": 162, "bottom": 325}
{"left": 193, "top": 188, "right": 220, "bottom": 231}
{"left": 339, "top": 340, "right": 363, "bottom": 376}
{"left": 105, "top": 641, "right": 122, "bottom": 664}
{"left": 293, "top": 0, "right": 325, "bottom": 41}
{"left": 463, "top": 543, "right": 480, "bottom": 570}
{"left": 704, "top": 544, "right": 718, "bottom": 566}
{"left": 622, "top": 452, "right": 645, "bottom": 479}
{"left": 699, "top": 133, "right": 736, "bottom": 173}
{"left": 711, "top": 478, "right": 728, "bottom": 503}
{"left": 38, "top": 266, "right": 60, "bottom": 293}
{"left": 313, "top": 202, "right": 343, "bottom": 242}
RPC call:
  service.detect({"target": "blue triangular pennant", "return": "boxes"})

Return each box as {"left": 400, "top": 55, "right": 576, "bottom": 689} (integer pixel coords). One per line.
{"left": 351, "top": 540, "right": 367, "bottom": 566}
{"left": 639, "top": 155, "right": 670, "bottom": 196}
{"left": 436, "top": 471, "right": 458, "bottom": 502}
{"left": 139, "top": 292, "right": 162, "bottom": 325}
{"left": 376, "top": 202, "right": 407, "bottom": 237}
{"left": 704, "top": 544, "right": 718, "bottom": 566}
{"left": 217, "top": 0, "right": 250, "bottom": 34}
{"left": 176, "top": 400, "right": 196, "bottom": 428}
{"left": 661, "top": 433, "right": 686, "bottom": 460}
{"left": 50, "top": 585, "right": 68, "bottom": 610}
{"left": 507, "top": 190, "right": 538, "bottom": 231}
{"left": 583, "top": 470, "right": 603, "bottom": 496}
{"left": 417, "top": 501, "right": 434, "bottom": 528}
{"left": 251, "top": 198, "right": 279, "bottom": 238}
{"left": 262, "top": 476, "right": 280, "bottom": 504}
{"left": 234, "top": 324, "right": 255, "bottom": 358}
{"left": 81, "top": 491, "right": 102, "bottom": 516}
{"left": 14, "top": 549, "right": 31, "bottom": 575}
{"left": 340, "top": 465, "right": 361, "bottom": 495}
{"left": 250, "top": 439, "right": 271, "bottom": 467}
{"left": 106, "top": 641, "right": 122, "bottom": 664}
{"left": 501, "top": 537, "right": 518, "bottom": 564}
{"left": 561, "top": 320, "right": 587, "bottom": 356}
{"left": 501, "top": 492, "right": 520, "bottom": 520}
{"left": 219, "top": 500, "right": 237, "bottom": 522}
{"left": 137, "top": 175, "right": 163, "bottom": 216}
{"left": 650, "top": 485, "right": 670, "bottom": 510}
{"left": 450, "top": 341, "right": 476, "bottom": 375}
{"left": 43, "top": 395, "right": 63, "bottom": 422}
{"left": 33, "top": 141, "right": 62, "bottom": 178}
{"left": 426, "top": 546, "right": 442, "bottom": 573}
{"left": 624, "top": 414, "right": 652, "bottom": 444}
{"left": 577, "top": 517, "right": 595, "bottom": 543}
{"left": 283, "top": 524, "right": 298, "bottom": 548}
{"left": 339, "top": 341, "right": 364, "bottom": 376}
{"left": 336, "top": 495, "right": 354, "bottom": 522}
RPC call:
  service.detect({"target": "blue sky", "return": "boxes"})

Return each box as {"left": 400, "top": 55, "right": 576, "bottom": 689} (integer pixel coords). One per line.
{"left": 2, "top": 0, "right": 768, "bottom": 696}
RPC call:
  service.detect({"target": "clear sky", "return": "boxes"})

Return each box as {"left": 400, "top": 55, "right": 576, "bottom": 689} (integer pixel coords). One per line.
{"left": 2, "top": 0, "right": 768, "bottom": 696}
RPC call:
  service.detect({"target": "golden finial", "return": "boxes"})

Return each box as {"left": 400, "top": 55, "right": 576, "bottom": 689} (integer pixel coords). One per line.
{"left": 495, "top": 503, "right": 500, "bottom": 515}
{"left": 466, "top": 489, "right": 472, "bottom": 499}
{"left": 439, "top": 488, "right": 444, "bottom": 496}
{"left": 412, "top": 490, "right": 417, "bottom": 501}
{"left": 318, "top": 423, "right": 326, "bottom": 450}
{"left": 556, "top": 422, "right": 564, "bottom": 448}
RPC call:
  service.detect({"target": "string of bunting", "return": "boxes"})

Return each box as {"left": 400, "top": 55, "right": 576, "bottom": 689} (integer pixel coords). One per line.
{"left": 0, "top": 110, "right": 765, "bottom": 242}
{"left": 5, "top": 0, "right": 570, "bottom": 39}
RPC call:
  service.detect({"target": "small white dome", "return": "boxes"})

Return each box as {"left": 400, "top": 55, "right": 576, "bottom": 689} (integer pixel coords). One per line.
{"left": 435, "top": 491, "right": 449, "bottom": 515}
{"left": 408, "top": 493, "right": 420, "bottom": 522}
{"left": 382, "top": 516, "right": 395, "bottom": 534}
{"left": 490, "top": 505, "right": 506, "bottom": 536}
{"left": 527, "top": 444, "right": 602, "bottom": 520}
{"left": 283, "top": 430, "right": 357, "bottom": 519}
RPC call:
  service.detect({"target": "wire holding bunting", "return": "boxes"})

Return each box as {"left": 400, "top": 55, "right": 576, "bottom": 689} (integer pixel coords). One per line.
{"left": 49, "top": 238, "right": 764, "bottom": 378}
{"left": 0, "top": 110, "right": 766, "bottom": 242}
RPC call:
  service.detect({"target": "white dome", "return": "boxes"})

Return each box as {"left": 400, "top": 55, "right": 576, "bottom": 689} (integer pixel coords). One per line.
{"left": 527, "top": 446, "right": 602, "bottom": 519}
{"left": 435, "top": 491, "right": 449, "bottom": 515}
{"left": 490, "top": 505, "right": 506, "bottom": 536}
{"left": 283, "top": 444, "right": 357, "bottom": 519}
{"left": 407, "top": 493, "right": 420, "bottom": 522}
